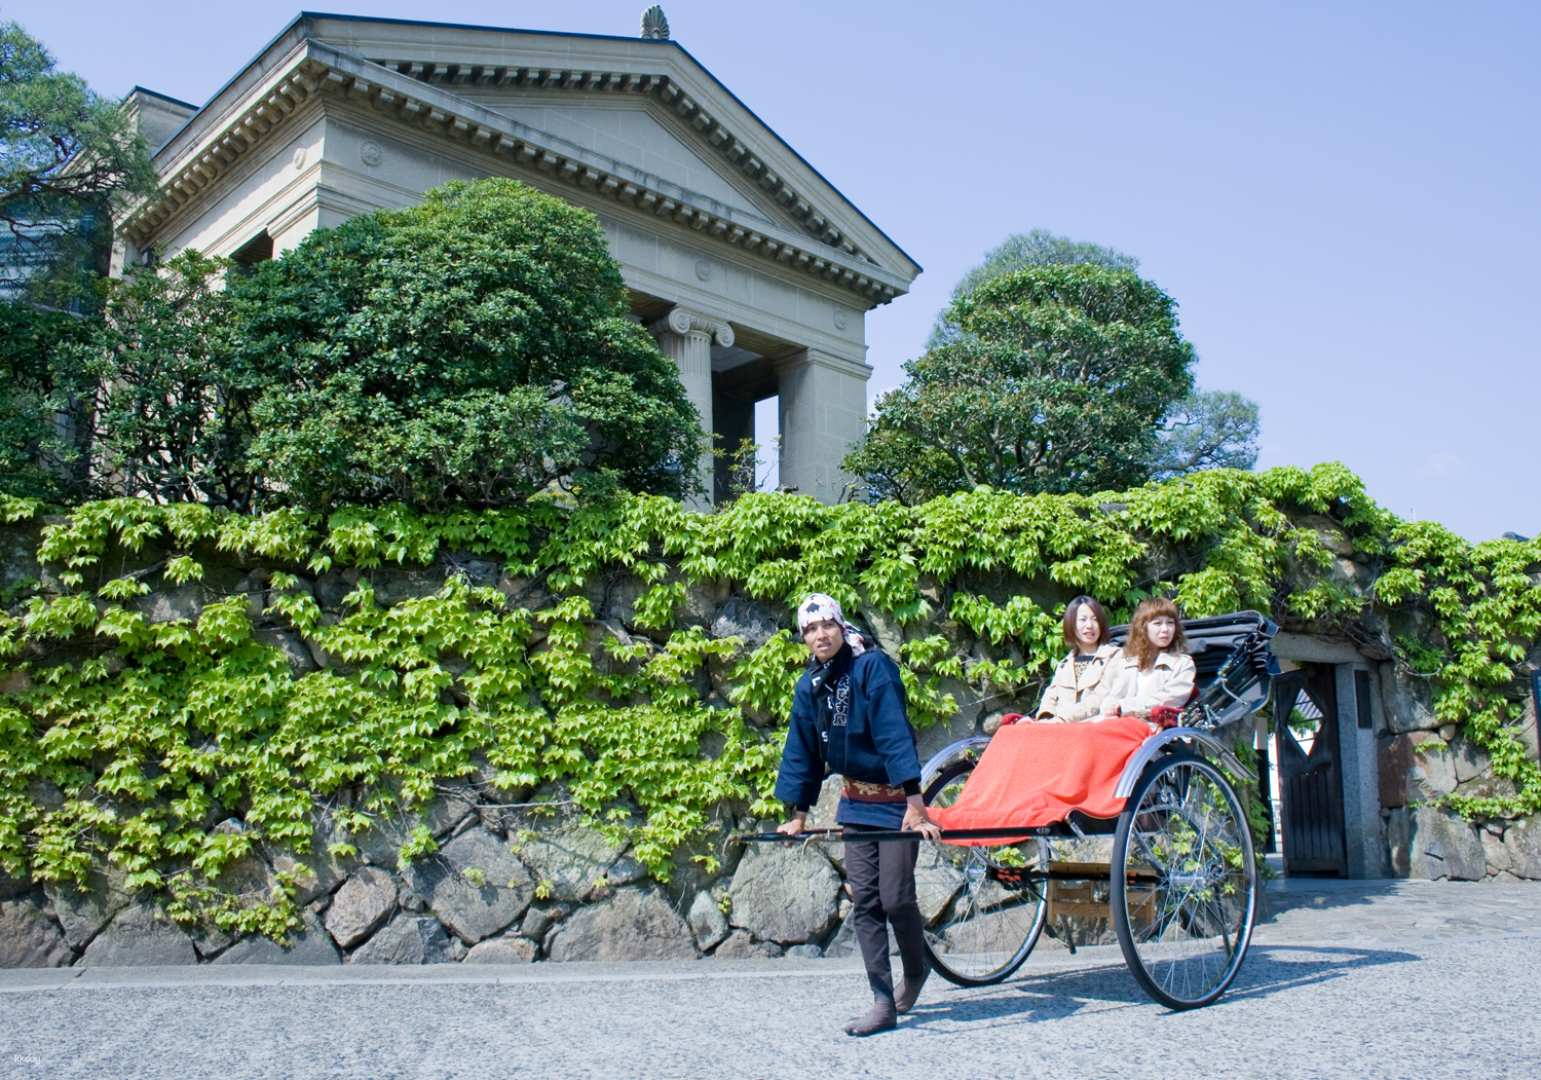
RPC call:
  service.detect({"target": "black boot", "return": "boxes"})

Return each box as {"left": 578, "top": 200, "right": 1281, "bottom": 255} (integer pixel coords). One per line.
{"left": 895, "top": 961, "right": 930, "bottom": 1014}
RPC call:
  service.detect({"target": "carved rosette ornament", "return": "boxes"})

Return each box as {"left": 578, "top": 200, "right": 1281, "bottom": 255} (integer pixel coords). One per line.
{"left": 640, "top": 6, "right": 670, "bottom": 40}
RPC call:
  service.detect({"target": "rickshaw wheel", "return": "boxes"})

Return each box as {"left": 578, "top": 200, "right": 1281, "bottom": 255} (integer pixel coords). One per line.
{"left": 920, "top": 757, "right": 1049, "bottom": 986}
{"left": 1110, "top": 752, "right": 1258, "bottom": 1010}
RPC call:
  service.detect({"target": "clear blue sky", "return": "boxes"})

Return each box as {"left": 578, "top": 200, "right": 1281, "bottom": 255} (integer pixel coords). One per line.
{"left": 11, "top": 1, "right": 1538, "bottom": 540}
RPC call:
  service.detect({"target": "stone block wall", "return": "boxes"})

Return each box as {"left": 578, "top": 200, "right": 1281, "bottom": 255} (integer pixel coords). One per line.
{"left": 2, "top": 505, "right": 1538, "bottom": 969}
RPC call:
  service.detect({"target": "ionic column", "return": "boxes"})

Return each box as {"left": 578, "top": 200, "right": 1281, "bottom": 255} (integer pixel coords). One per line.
{"left": 775, "top": 348, "right": 871, "bottom": 504}
{"left": 651, "top": 307, "right": 734, "bottom": 508}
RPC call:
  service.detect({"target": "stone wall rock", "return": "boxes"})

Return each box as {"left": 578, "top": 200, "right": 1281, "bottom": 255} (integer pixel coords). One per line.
{"left": 913, "top": 845, "right": 964, "bottom": 923}
{"left": 808, "top": 777, "right": 847, "bottom": 873}
{"left": 355, "top": 792, "right": 472, "bottom": 870}
{"left": 1386, "top": 807, "right": 1412, "bottom": 876}
{"left": 686, "top": 890, "right": 729, "bottom": 950}
{"left": 192, "top": 922, "right": 236, "bottom": 960}
{"left": 402, "top": 827, "right": 533, "bottom": 944}
{"left": 710, "top": 598, "right": 782, "bottom": 651}
{"left": 254, "top": 628, "right": 317, "bottom": 675}
{"left": 136, "top": 583, "right": 204, "bottom": 624}
{"left": 1451, "top": 739, "right": 1488, "bottom": 784}
{"left": 1381, "top": 665, "right": 1438, "bottom": 734}
{"left": 1500, "top": 817, "right": 1541, "bottom": 879}
{"left": 214, "top": 911, "right": 340, "bottom": 965}
{"left": 727, "top": 843, "right": 840, "bottom": 945}
{"left": 463, "top": 936, "right": 538, "bottom": 963}
{"left": 1406, "top": 807, "right": 1487, "bottom": 881}
{"left": 545, "top": 887, "right": 695, "bottom": 961}
{"left": 323, "top": 866, "right": 396, "bottom": 949}
{"left": 1378, "top": 734, "right": 1413, "bottom": 808}
{"left": 1480, "top": 827, "right": 1511, "bottom": 877}
{"left": 0, "top": 867, "right": 27, "bottom": 900}
{"left": 0, "top": 898, "right": 72, "bottom": 967}
{"left": 368, "top": 566, "right": 450, "bottom": 607}
{"left": 519, "top": 903, "right": 569, "bottom": 943}
{"left": 349, "top": 914, "right": 453, "bottom": 964}
{"left": 1518, "top": 697, "right": 1539, "bottom": 760}
{"left": 513, "top": 822, "right": 642, "bottom": 902}
{"left": 714, "top": 929, "right": 782, "bottom": 958}
{"left": 822, "top": 908, "right": 897, "bottom": 960}
{"left": 78, "top": 901, "right": 196, "bottom": 966}
{"left": 1408, "top": 739, "right": 1458, "bottom": 800}
{"left": 267, "top": 829, "right": 348, "bottom": 906}
{"left": 45, "top": 867, "right": 131, "bottom": 950}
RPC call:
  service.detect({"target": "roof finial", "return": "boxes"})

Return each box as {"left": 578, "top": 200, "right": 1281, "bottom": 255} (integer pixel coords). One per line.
{"left": 640, "top": 5, "right": 670, "bottom": 40}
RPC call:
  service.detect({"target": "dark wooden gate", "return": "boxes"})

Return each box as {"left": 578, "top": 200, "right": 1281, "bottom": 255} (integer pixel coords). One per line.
{"left": 1272, "top": 666, "right": 1347, "bottom": 875}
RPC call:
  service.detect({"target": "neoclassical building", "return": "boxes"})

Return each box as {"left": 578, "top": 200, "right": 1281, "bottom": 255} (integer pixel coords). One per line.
{"left": 113, "top": 10, "right": 920, "bottom": 504}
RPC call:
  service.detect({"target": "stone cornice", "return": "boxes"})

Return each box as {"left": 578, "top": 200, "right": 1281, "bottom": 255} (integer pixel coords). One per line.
{"left": 120, "top": 42, "right": 907, "bottom": 307}
{"left": 119, "top": 42, "right": 322, "bottom": 243}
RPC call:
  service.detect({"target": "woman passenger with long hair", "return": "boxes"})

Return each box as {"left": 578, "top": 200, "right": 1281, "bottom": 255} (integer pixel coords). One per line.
{"left": 984, "top": 596, "right": 1122, "bottom": 734}
{"left": 1100, "top": 596, "right": 1196, "bottom": 723}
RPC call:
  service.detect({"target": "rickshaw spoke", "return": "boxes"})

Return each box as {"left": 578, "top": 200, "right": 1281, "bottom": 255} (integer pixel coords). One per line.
{"left": 1112, "top": 755, "right": 1257, "bottom": 1010}
{"left": 921, "top": 756, "right": 1049, "bottom": 986}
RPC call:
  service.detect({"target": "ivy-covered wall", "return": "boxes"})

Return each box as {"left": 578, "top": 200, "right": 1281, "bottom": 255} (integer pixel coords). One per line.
{"left": 1, "top": 464, "right": 1538, "bottom": 966}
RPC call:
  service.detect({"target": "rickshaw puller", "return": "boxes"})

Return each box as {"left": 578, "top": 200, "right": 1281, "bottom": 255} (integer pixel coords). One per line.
{"left": 774, "top": 593, "right": 941, "bottom": 1036}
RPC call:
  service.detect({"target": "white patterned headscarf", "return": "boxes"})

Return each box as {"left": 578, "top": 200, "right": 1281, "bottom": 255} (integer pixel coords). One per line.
{"left": 797, "top": 593, "right": 866, "bottom": 656}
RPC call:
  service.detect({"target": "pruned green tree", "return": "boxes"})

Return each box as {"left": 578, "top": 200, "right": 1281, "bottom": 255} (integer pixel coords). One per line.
{"left": 1152, "top": 388, "right": 1261, "bottom": 478}
{"left": 230, "top": 178, "right": 702, "bottom": 510}
{"left": 928, "top": 229, "right": 1140, "bottom": 348}
{"left": 0, "top": 20, "right": 154, "bottom": 301}
{"left": 919, "top": 228, "right": 1262, "bottom": 485}
{"left": 847, "top": 264, "right": 1196, "bottom": 502}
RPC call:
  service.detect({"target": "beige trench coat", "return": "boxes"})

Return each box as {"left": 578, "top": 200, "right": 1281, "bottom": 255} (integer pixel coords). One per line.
{"left": 1100, "top": 650, "right": 1197, "bottom": 717}
{"left": 1034, "top": 643, "right": 1122, "bottom": 722}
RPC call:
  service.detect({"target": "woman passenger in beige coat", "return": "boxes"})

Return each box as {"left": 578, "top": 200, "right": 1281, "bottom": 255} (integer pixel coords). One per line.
{"left": 984, "top": 596, "right": 1120, "bottom": 734}
{"left": 1100, "top": 597, "right": 1196, "bottom": 724}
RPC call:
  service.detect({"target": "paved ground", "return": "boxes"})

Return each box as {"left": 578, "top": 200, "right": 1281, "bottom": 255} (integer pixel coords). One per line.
{"left": 2, "top": 878, "right": 1538, "bottom": 1080}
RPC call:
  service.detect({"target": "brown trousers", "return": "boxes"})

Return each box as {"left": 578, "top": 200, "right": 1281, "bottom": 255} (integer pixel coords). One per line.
{"left": 843, "top": 825, "right": 927, "bottom": 1000}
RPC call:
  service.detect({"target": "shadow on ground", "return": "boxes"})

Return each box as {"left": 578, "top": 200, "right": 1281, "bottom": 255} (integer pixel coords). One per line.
{"left": 903, "top": 942, "right": 1417, "bottom": 1029}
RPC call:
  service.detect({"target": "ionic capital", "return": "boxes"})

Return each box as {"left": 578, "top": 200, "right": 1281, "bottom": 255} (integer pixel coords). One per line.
{"left": 651, "top": 306, "right": 735, "bottom": 348}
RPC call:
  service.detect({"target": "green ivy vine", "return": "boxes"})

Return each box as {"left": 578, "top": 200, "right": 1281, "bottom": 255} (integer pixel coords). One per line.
{"left": 0, "top": 462, "right": 1537, "bottom": 940}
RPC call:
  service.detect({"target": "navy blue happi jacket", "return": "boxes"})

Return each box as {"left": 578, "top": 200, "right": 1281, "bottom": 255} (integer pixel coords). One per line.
{"left": 773, "top": 644, "right": 922, "bottom": 827}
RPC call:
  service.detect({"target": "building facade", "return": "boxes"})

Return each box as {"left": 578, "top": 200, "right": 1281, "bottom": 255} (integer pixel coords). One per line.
{"left": 113, "top": 12, "right": 921, "bottom": 504}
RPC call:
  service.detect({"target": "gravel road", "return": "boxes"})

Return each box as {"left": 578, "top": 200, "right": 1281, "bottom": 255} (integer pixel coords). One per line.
{"left": 3, "top": 879, "right": 1537, "bottom": 1080}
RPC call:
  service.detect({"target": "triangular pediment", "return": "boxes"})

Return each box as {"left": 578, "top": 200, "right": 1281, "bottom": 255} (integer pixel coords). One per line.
{"left": 300, "top": 14, "right": 920, "bottom": 281}
{"left": 437, "top": 94, "right": 787, "bottom": 230}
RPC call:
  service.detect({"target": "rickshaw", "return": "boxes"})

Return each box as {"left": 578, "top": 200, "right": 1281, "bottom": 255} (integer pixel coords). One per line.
{"left": 740, "top": 610, "right": 1280, "bottom": 1011}
{"left": 918, "top": 610, "right": 1280, "bottom": 1009}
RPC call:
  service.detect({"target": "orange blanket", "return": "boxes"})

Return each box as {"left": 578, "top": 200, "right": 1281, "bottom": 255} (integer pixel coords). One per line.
{"left": 930, "top": 716, "right": 1152, "bottom": 845}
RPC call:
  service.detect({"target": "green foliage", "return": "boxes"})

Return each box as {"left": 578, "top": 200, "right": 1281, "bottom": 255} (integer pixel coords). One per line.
{"left": 82, "top": 251, "right": 258, "bottom": 508}
{"left": 0, "top": 301, "right": 95, "bottom": 500}
{"left": 230, "top": 178, "right": 702, "bottom": 510}
{"left": 5, "top": 178, "right": 702, "bottom": 517}
{"left": 848, "top": 264, "right": 1197, "bottom": 502}
{"left": 1, "top": 20, "right": 155, "bottom": 302}
{"left": 0, "top": 463, "right": 1536, "bottom": 940}
{"left": 1151, "top": 389, "right": 1261, "bottom": 477}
